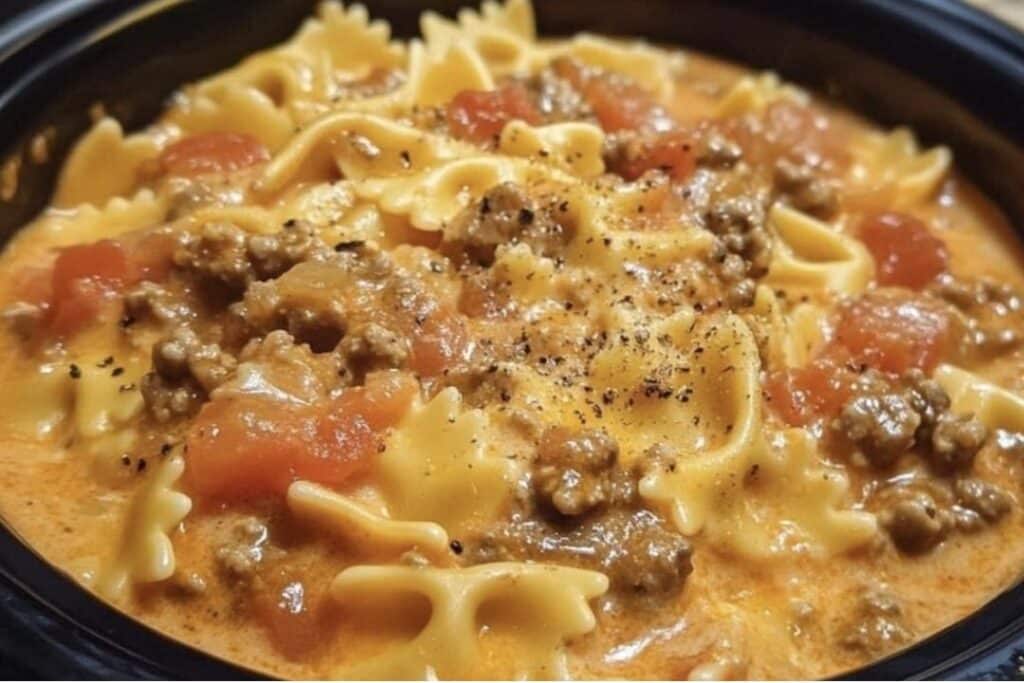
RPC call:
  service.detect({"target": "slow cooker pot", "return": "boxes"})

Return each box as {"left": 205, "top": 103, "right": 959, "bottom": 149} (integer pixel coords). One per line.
{"left": 1, "top": 0, "right": 1023, "bottom": 678}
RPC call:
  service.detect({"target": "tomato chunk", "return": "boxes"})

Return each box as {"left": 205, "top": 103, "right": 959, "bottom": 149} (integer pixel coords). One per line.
{"left": 408, "top": 309, "right": 471, "bottom": 378}
{"left": 834, "top": 293, "right": 950, "bottom": 375}
{"left": 184, "top": 372, "right": 417, "bottom": 501}
{"left": 160, "top": 132, "right": 270, "bottom": 177}
{"left": 765, "top": 353, "right": 856, "bottom": 426}
{"left": 859, "top": 212, "right": 948, "bottom": 289}
{"left": 446, "top": 84, "right": 541, "bottom": 144}
{"left": 554, "top": 58, "right": 674, "bottom": 134}
{"left": 611, "top": 131, "right": 696, "bottom": 181}
{"left": 45, "top": 241, "right": 133, "bottom": 336}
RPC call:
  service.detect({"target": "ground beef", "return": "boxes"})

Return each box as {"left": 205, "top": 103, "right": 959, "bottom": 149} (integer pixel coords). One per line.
{"left": 141, "top": 327, "right": 237, "bottom": 421}
{"left": 835, "top": 370, "right": 987, "bottom": 472}
{"left": 902, "top": 368, "right": 950, "bottom": 442}
{"left": 532, "top": 426, "right": 627, "bottom": 516}
{"left": 123, "top": 281, "right": 193, "bottom": 325}
{"left": 172, "top": 220, "right": 329, "bottom": 294}
{"left": 839, "top": 590, "right": 912, "bottom": 654}
{"left": 696, "top": 131, "right": 743, "bottom": 169}
{"left": 214, "top": 517, "right": 269, "bottom": 582}
{"left": 468, "top": 508, "right": 693, "bottom": 596}
{"left": 230, "top": 248, "right": 429, "bottom": 364}
{"left": 336, "top": 321, "right": 410, "bottom": 382}
{"left": 932, "top": 273, "right": 1023, "bottom": 356}
{"left": 838, "top": 392, "right": 921, "bottom": 468}
{"left": 877, "top": 489, "right": 950, "bottom": 553}
{"left": 703, "top": 195, "right": 772, "bottom": 309}
{"left": 929, "top": 412, "right": 988, "bottom": 472}
{"left": 440, "top": 183, "right": 574, "bottom": 266}
{"left": 228, "top": 330, "right": 349, "bottom": 400}
{"left": 465, "top": 435, "right": 691, "bottom": 597}
{"left": 871, "top": 473, "right": 1010, "bottom": 553}
{"left": 954, "top": 477, "right": 1012, "bottom": 523}
{"left": 773, "top": 157, "right": 838, "bottom": 219}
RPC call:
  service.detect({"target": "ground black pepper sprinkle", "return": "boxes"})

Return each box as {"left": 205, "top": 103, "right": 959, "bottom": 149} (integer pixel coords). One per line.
{"left": 450, "top": 540, "right": 463, "bottom": 554}
{"left": 69, "top": 364, "right": 81, "bottom": 379}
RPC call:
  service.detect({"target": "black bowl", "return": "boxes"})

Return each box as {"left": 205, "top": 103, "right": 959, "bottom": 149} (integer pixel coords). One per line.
{"left": 1, "top": 0, "right": 1023, "bottom": 679}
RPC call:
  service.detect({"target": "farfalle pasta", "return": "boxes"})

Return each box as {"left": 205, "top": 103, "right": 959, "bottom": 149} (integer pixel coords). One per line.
{"left": 1, "top": 1, "right": 1024, "bottom": 680}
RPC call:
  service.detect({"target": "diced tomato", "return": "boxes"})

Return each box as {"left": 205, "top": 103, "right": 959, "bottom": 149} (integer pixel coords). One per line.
{"left": 612, "top": 131, "right": 696, "bottom": 181}
{"left": 859, "top": 212, "right": 948, "bottom": 289}
{"left": 408, "top": 310, "right": 471, "bottom": 378}
{"left": 48, "top": 278, "right": 121, "bottom": 338}
{"left": 184, "top": 372, "right": 417, "bottom": 501}
{"left": 446, "top": 83, "right": 541, "bottom": 144}
{"left": 720, "top": 101, "right": 849, "bottom": 171}
{"left": 554, "top": 58, "right": 674, "bottom": 134}
{"left": 765, "top": 352, "right": 857, "bottom": 426}
{"left": 834, "top": 293, "right": 950, "bottom": 375}
{"left": 160, "top": 132, "right": 270, "bottom": 177}
{"left": 45, "top": 240, "right": 134, "bottom": 336}
{"left": 13, "top": 236, "right": 175, "bottom": 339}
{"left": 51, "top": 240, "right": 133, "bottom": 302}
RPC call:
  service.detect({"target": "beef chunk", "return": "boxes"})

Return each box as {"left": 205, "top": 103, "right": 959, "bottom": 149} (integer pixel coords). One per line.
{"left": 773, "top": 157, "right": 838, "bottom": 219}
{"left": 902, "top": 368, "right": 950, "bottom": 441}
{"left": 215, "top": 517, "right": 268, "bottom": 581}
{"left": 929, "top": 412, "right": 987, "bottom": 471}
{"left": 838, "top": 392, "right": 921, "bottom": 468}
{"left": 532, "top": 426, "right": 623, "bottom": 516}
{"left": 704, "top": 194, "right": 772, "bottom": 309}
{"left": 839, "top": 590, "right": 912, "bottom": 654}
{"left": 932, "top": 273, "right": 1024, "bottom": 356}
{"left": 877, "top": 489, "right": 950, "bottom": 553}
{"left": 468, "top": 508, "right": 692, "bottom": 596}
{"left": 466, "top": 434, "right": 690, "bottom": 598}
{"left": 440, "top": 183, "right": 573, "bottom": 266}
{"left": 142, "top": 327, "right": 236, "bottom": 421}
{"left": 954, "top": 477, "right": 1011, "bottom": 523}
{"left": 835, "top": 369, "right": 987, "bottom": 472}
{"left": 173, "top": 220, "right": 329, "bottom": 293}
{"left": 123, "top": 281, "right": 192, "bottom": 325}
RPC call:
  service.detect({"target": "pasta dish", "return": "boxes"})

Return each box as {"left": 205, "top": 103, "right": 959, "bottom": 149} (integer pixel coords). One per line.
{"left": 1, "top": 1, "right": 1023, "bottom": 678}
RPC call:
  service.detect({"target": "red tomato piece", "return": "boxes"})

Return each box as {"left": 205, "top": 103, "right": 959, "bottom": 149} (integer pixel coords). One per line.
{"left": 160, "top": 132, "right": 270, "bottom": 177}
{"left": 45, "top": 240, "right": 135, "bottom": 336}
{"left": 408, "top": 310, "right": 471, "bottom": 378}
{"left": 859, "top": 212, "right": 948, "bottom": 289}
{"left": 554, "top": 58, "right": 674, "bottom": 134}
{"left": 184, "top": 372, "right": 417, "bottom": 501}
{"left": 613, "top": 131, "right": 696, "bottom": 181}
{"left": 834, "top": 293, "right": 950, "bottom": 374}
{"left": 765, "top": 353, "right": 856, "bottom": 426}
{"left": 446, "top": 83, "right": 541, "bottom": 143}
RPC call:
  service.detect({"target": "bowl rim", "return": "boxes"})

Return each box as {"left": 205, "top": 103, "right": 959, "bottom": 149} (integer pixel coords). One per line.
{"left": 1, "top": 0, "right": 1023, "bottom": 679}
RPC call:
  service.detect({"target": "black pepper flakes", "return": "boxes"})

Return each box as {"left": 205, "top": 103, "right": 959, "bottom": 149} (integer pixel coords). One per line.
{"left": 450, "top": 540, "right": 464, "bottom": 555}
{"left": 111, "top": 367, "right": 125, "bottom": 377}
{"left": 334, "top": 240, "right": 365, "bottom": 252}
{"left": 69, "top": 364, "right": 81, "bottom": 379}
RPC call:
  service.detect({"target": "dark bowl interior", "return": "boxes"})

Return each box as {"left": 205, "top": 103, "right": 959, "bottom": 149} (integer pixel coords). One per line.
{"left": 1, "top": 0, "right": 1024, "bottom": 679}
